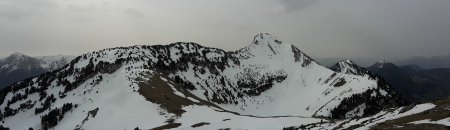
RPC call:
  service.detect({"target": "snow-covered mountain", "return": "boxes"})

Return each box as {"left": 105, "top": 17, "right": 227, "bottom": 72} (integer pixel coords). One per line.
{"left": 330, "top": 60, "right": 368, "bottom": 76}
{"left": 0, "top": 53, "right": 45, "bottom": 73}
{"left": 0, "top": 53, "right": 74, "bottom": 89}
{"left": 0, "top": 33, "right": 406, "bottom": 129}
{"left": 35, "top": 55, "right": 75, "bottom": 72}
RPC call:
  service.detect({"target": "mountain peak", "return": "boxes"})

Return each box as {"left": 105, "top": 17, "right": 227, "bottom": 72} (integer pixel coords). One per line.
{"left": 341, "top": 59, "right": 356, "bottom": 65}
{"left": 331, "top": 59, "right": 366, "bottom": 75}
{"left": 5, "top": 52, "right": 32, "bottom": 62}
{"left": 252, "top": 33, "right": 283, "bottom": 45}
{"left": 372, "top": 60, "right": 397, "bottom": 69}
{"left": 238, "top": 33, "right": 294, "bottom": 58}
{"left": 376, "top": 60, "right": 386, "bottom": 64}
{"left": 9, "top": 52, "right": 26, "bottom": 57}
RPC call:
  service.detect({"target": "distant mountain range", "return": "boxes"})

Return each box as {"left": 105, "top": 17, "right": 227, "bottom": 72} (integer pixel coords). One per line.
{"left": 319, "top": 55, "right": 450, "bottom": 69}
{"left": 366, "top": 61, "right": 450, "bottom": 103}
{"left": 327, "top": 59, "right": 450, "bottom": 103}
{"left": 397, "top": 55, "right": 450, "bottom": 69}
{"left": 320, "top": 57, "right": 450, "bottom": 103}
{"left": 0, "top": 53, "right": 74, "bottom": 89}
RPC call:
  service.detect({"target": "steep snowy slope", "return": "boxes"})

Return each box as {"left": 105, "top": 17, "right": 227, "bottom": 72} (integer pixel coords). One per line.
{"left": 0, "top": 33, "right": 405, "bottom": 129}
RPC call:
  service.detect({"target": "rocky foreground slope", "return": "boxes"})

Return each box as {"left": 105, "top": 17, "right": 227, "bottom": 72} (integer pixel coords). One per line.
{"left": 0, "top": 33, "right": 407, "bottom": 129}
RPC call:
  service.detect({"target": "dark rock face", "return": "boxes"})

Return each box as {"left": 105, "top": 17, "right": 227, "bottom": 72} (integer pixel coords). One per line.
{"left": 237, "top": 73, "right": 287, "bottom": 96}
{"left": 291, "top": 45, "right": 313, "bottom": 67}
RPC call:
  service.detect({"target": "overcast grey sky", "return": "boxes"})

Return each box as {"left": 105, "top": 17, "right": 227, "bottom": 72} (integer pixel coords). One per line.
{"left": 1, "top": 0, "right": 450, "bottom": 62}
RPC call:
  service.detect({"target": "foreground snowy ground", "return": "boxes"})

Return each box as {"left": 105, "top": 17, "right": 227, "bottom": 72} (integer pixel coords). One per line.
{"left": 175, "top": 106, "right": 322, "bottom": 130}
{"left": 285, "top": 100, "right": 450, "bottom": 130}
{"left": 410, "top": 117, "right": 450, "bottom": 126}
{"left": 166, "top": 101, "right": 449, "bottom": 130}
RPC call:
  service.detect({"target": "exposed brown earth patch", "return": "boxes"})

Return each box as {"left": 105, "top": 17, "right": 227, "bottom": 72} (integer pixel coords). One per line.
{"left": 381, "top": 124, "right": 449, "bottom": 130}
{"left": 191, "top": 122, "right": 210, "bottom": 128}
{"left": 137, "top": 72, "right": 194, "bottom": 116}
{"left": 137, "top": 71, "right": 223, "bottom": 116}
{"left": 150, "top": 119, "right": 181, "bottom": 130}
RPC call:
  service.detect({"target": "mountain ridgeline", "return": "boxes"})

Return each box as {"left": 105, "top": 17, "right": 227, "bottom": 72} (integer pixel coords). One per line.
{"left": 0, "top": 33, "right": 406, "bottom": 129}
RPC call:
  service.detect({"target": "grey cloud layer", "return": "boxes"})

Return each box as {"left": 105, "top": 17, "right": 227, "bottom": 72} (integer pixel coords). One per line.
{"left": 0, "top": 0, "right": 449, "bottom": 62}
{"left": 278, "top": 0, "right": 319, "bottom": 12}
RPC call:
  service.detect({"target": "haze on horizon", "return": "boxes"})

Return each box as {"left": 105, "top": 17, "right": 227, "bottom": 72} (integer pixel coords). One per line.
{"left": 1, "top": 0, "right": 450, "bottom": 64}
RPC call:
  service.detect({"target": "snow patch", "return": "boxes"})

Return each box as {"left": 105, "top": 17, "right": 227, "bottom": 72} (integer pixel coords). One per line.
{"left": 409, "top": 117, "right": 450, "bottom": 126}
